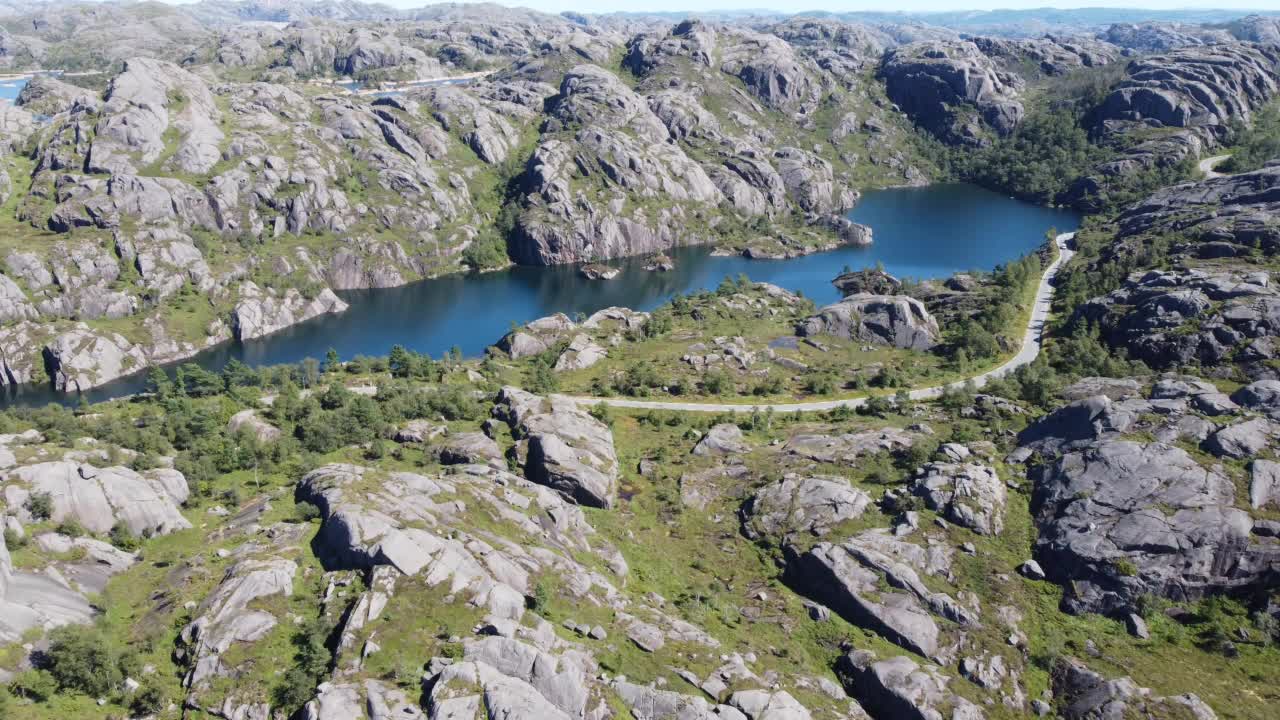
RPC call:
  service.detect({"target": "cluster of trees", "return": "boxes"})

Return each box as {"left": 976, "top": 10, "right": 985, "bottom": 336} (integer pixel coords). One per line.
{"left": 1223, "top": 102, "right": 1280, "bottom": 173}
{"left": 953, "top": 108, "right": 1104, "bottom": 205}
{"left": 948, "top": 252, "right": 1042, "bottom": 367}
{"left": 7, "top": 625, "right": 166, "bottom": 715}
{"left": 1, "top": 348, "right": 487, "bottom": 505}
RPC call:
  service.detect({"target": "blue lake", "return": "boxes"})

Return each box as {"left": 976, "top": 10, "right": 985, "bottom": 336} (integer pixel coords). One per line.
{"left": 2, "top": 182, "right": 1078, "bottom": 406}
{"left": 0, "top": 77, "right": 28, "bottom": 103}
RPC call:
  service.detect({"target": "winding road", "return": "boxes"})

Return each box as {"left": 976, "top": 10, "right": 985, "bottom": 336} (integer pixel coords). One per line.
{"left": 555, "top": 233, "right": 1076, "bottom": 414}
{"left": 1199, "top": 154, "right": 1231, "bottom": 180}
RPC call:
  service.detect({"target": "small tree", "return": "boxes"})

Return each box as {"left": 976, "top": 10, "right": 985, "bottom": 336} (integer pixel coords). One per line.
{"left": 130, "top": 681, "right": 168, "bottom": 716}
{"left": 388, "top": 345, "right": 413, "bottom": 378}
{"left": 301, "top": 357, "right": 321, "bottom": 388}
{"left": 323, "top": 348, "right": 341, "bottom": 374}
{"left": 45, "top": 626, "right": 125, "bottom": 697}
{"left": 56, "top": 518, "right": 85, "bottom": 538}
{"left": 861, "top": 395, "right": 893, "bottom": 417}
{"left": 26, "top": 492, "right": 53, "bottom": 521}
{"left": 145, "top": 366, "right": 172, "bottom": 399}
{"left": 109, "top": 521, "right": 141, "bottom": 551}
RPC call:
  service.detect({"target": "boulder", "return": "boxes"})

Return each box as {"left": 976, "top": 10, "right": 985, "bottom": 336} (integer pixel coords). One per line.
{"left": 692, "top": 423, "right": 750, "bottom": 456}
{"left": 1233, "top": 380, "right": 1280, "bottom": 417}
{"left": 797, "top": 294, "right": 939, "bottom": 351}
{"left": 783, "top": 530, "right": 971, "bottom": 660}
{"left": 1250, "top": 459, "right": 1280, "bottom": 510}
{"left": 299, "top": 463, "right": 621, "bottom": 620}
{"left": 494, "top": 387, "right": 619, "bottom": 508}
{"left": 1052, "top": 656, "right": 1218, "bottom": 720}
{"left": 1016, "top": 395, "right": 1139, "bottom": 454}
{"left": 836, "top": 651, "right": 985, "bottom": 720}
{"left": 678, "top": 464, "right": 750, "bottom": 511}
{"left": 1031, "top": 440, "right": 1274, "bottom": 615}
{"left": 394, "top": 420, "right": 446, "bottom": 444}
{"left": 495, "top": 314, "right": 576, "bottom": 359}
{"left": 742, "top": 474, "right": 871, "bottom": 542}
{"left": 1060, "top": 377, "right": 1142, "bottom": 402}
{"left": 7, "top": 461, "right": 189, "bottom": 536}
{"left": 424, "top": 634, "right": 593, "bottom": 720}
{"left": 554, "top": 334, "right": 607, "bottom": 372}
{"left": 1202, "top": 417, "right": 1274, "bottom": 459}
{"left": 226, "top": 410, "right": 282, "bottom": 443}
{"left": 910, "top": 462, "right": 1006, "bottom": 535}
{"left": 0, "top": 274, "right": 36, "bottom": 325}
{"left": 439, "top": 432, "right": 504, "bottom": 468}
{"left": 727, "top": 689, "right": 812, "bottom": 720}
{"left": 0, "top": 529, "right": 100, "bottom": 644}
{"left": 784, "top": 428, "right": 917, "bottom": 464}
{"left": 832, "top": 268, "right": 901, "bottom": 297}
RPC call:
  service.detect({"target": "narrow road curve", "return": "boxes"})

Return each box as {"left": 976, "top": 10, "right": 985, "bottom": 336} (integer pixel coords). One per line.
{"left": 554, "top": 233, "right": 1076, "bottom": 413}
{"left": 1199, "top": 154, "right": 1231, "bottom": 180}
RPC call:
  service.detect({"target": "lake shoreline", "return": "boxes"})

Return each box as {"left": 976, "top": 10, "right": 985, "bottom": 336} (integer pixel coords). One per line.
{"left": 0, "top": 183, "right": 1079, "bottom": 408}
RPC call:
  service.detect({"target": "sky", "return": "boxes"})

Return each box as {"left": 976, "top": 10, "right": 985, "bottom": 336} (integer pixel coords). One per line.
{"left": 387, "top": 0, "right": 1280, "bottom": 12}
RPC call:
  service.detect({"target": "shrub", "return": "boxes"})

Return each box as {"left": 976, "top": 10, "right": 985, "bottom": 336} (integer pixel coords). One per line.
{"left": 9, "top": 669, "right": 57, "bottom": 702}
{"left": 26, "top": 492, "right": 53, "bottom": 521}
{"left": 588, "top": 402, "right": 613, "bottom": 426}
{"left": 1113, "top": 558, "right": 1138, "bottom": 577}
{"left": 56, "top": 518, "right": 85, "bottom": 538}
{"left": 130, "top": 681, "right": 168, "bottom": 716}
{"left": 752, "top": 374, "right": 784, "bottom": 396}
{"left": 527, "top": 579, "right": 553, "bottom": 613}
{"left": 108, "top": 522, "right": 141, "bottom": 551}
{"left": 804, "top": 372, "right": 836, "bottom": 395}
{"left": 293, "top": 502, "right": 321, "bottom": 523}
{"left": 897, "top": 438, "right": 939, "bottom": 470}
{"left": 525, "top": 359, "right": 559, "bottom": 394}
{"left": 703, "top": 370, "right": 732, "bottom": 396}
{"left": 273, "top": 668, "right": 316, "bottom": 715}
{"left": 860, "top": 395, "right": 893, "bottom": 417}
{"left": 273, "top": 615, "right": 335, "bottom": 716}
{"left": 45, "top": 626, "right": 125, "bottom": 696}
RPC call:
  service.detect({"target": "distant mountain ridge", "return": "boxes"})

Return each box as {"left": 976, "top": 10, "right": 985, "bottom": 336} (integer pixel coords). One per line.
{"left": 0, "top": 2, "right": 1277, "bottom": 36}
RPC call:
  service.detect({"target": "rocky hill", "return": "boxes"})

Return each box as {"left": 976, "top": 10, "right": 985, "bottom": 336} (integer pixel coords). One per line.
{"left": 0, "top": 1, "right": 1273, "bottom": 394}
{"left": 0, "top": 11, "right": 1279, "bottom": 717}
{"left": 0, "top": 8, "right": 949, "bottom": 393}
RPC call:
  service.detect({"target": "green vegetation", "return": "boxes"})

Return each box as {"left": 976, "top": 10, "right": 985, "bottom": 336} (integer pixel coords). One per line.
{"left": 1223, "top": 101, "right": 1280, "bottom": 173}
{"left": 45, "top": 626, "right": 129, "bottom": 696}
{"left": 946, "top": 252, "right": 1042, "bottom": 366}
{"left": 953, "top": 107, "right": 1104, "bottom": 205}
{"left": 0, "top": 321, "right": 1276, "bottom": 718}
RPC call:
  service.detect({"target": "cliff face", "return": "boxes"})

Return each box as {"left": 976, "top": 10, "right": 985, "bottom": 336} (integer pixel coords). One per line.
{"left": 1065, "top": 43, "right": 1280, "bottom": 209}
{"left": 880, "top": 40, "right": 1026, "bottom": 146}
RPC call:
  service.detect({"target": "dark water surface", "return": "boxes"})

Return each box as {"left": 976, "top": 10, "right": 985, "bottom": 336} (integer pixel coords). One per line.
{"left": 4, "top": 183, "right": 1078, "bottom": 406}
